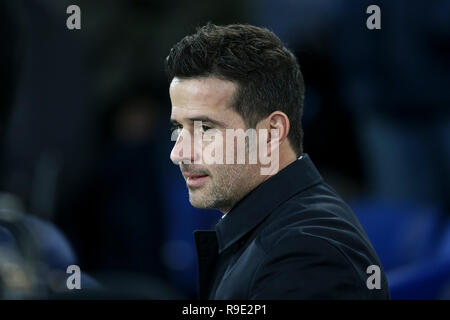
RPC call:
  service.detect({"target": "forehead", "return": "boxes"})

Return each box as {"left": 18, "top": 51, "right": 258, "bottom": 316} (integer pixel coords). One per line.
{"left": 169, "top": 77, "right": 239, "bottom": 123}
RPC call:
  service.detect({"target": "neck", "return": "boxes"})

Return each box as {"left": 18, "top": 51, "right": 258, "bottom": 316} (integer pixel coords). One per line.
{"left": 220, "top": 151, "right": 298, "bottom": 215}
{"left": 260, "top": 148, "right": 297, "bottom": 184}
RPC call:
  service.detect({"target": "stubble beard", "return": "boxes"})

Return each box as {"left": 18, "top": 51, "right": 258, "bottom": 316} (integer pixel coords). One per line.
{"left": 188, "top": 163, "right": 260, "bottom": 213}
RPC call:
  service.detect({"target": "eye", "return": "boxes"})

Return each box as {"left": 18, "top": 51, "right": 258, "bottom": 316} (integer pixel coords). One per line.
{"left": 170, "top": 124, "right": 182, "bottom": 133}
{"left": 201, "top": 124, "right": 213, "bottom": 132}
{"left": 170, "top": 124, "right": 182, "bottom": 139}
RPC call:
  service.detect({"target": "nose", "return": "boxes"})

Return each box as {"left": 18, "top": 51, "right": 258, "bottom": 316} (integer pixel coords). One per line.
{"left": 170, "top": 128, "right": 200, "bottom": 165}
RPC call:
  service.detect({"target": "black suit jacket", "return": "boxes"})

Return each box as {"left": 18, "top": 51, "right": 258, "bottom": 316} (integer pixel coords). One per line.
{"left": 194, "top": 154, "right": 390, "bottom": 299}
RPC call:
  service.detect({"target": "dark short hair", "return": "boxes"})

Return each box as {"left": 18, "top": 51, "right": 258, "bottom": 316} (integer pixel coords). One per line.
{"left": 165, "top": 23, "right": 305, "bottom": 156}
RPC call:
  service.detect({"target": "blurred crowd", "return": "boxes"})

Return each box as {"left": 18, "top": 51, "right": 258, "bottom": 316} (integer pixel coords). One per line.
{"left": 0, "top": 0, "right": 449, "bottom": 299}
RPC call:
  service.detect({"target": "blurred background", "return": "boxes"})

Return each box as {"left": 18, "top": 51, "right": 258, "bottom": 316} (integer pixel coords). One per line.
{"left": 0, "top": 0, "right": 449, "bottom": 299}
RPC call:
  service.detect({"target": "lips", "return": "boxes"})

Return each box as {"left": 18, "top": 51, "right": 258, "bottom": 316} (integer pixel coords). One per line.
{"left": 182, "top": 172, "right": 209, "bottom": 187}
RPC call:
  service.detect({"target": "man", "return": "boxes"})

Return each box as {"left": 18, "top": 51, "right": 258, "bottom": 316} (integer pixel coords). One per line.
{"left": 166, "top": 23, "right": 390, "bottom": 299}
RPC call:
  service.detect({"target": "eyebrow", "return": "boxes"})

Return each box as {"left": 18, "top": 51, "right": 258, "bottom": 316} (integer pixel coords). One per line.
{"left": 170, "top": 116, "right": 226, "bottom": 128}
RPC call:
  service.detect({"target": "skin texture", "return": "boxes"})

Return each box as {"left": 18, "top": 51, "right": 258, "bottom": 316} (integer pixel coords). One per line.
{"left": 169, "top": 76, "right": 297, "bottom": 214}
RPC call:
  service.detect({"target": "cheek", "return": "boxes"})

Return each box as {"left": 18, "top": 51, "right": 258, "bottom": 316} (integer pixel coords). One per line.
{"left": 201, "top": 131, "right": 226, "bottom": 163}
{"left": 220, "top": 134, "right": 243, "bottom": 164}
{"left": 212, "top": 164, "right": 248, "bottom": 185}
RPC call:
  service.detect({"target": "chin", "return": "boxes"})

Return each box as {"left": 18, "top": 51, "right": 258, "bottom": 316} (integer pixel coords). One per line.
{"left": 190, "top": 195, "right": 221, "bottom": 210}
{"left": 188, "top": 195, "right": 209, "bottom": 209}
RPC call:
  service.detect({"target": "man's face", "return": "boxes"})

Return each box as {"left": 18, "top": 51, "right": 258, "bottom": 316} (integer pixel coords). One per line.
{"left": 169, "top": 76, "right": 263, "bottom": 213}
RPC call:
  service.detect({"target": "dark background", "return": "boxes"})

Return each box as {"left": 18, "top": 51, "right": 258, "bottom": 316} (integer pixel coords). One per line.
{"left": 1, "top": 0, "right": 449, "bottom": 299}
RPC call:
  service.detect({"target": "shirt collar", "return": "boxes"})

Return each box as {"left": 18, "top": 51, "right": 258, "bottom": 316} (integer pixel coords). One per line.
{"left": 215, "top": 153, "right": 323, "bottom": 254}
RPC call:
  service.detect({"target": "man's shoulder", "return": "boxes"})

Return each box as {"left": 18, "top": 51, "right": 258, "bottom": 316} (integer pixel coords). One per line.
{"left": 258, "top": 181, "right": 365, "bottom": 244}
{"left": 254, "top": 181, "right": 381, "bottom": 275}
{"left": 256, "top": 212, "right": 364, "bottom": 262}
{"left": 247, "top": 186, "right": 390, "bottom": 299}
{"left": 249, "top": 227, "right": 390, "bottom": 299}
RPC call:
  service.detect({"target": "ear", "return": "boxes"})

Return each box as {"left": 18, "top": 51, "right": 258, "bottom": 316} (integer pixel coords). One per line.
{"left": 267, "top": 111, "right": 290, "bottom": 143}
{"left": 257, "top": 111, "right": 290, "bottom": 157}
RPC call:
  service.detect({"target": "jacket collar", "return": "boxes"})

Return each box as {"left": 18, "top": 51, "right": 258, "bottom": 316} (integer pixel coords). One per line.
{"left": 215, "top": 153, "right": 323, "bottom": 254}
